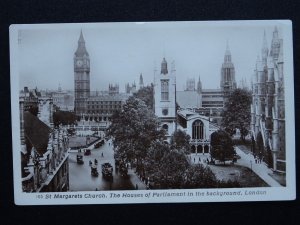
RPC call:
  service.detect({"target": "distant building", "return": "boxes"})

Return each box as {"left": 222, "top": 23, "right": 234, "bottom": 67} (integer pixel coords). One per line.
{"left": 186, "top": 78, "right": 196, "bottom": 91}
{"left": 86, "top": 93, "right": 129, "bottom": 122}
{"left": 73, "top": 31, "right": 129, "bottom": 125}
{"left": 139, "top": 73, "right": 144, "bottom": 89}
{"left": 50, "top": 84, "right": 74, "bottom": 111}
{"left": 250, "top": 27, "right": 285, "bottom": 173}
{"left": 175, "top": 43, "right": 237, "bottom": 125}
{"left": 108, "top": 84, "right": 119, "bottom": 96}
{"left": 125, "top": 82, "right": 137, "bottom": 94}
{"left": 19, "top": 87, "right": 40, "bottom": 112}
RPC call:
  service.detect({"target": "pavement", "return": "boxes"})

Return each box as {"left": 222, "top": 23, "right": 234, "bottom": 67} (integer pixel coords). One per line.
{"left": 127, "top": 168, "right": 148, "bottom": 190}
{"left": 234, "top": 146, "right": 282, "bottom": 187}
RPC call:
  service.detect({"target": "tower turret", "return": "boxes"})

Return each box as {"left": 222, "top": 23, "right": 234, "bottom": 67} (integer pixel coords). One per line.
{"left": 161, "top": 58, "right": 168, "bottom": 75}
{"left": 139, "top": 73, "right": 144, "bottom": 89}
{"left": 270, "top": 26, "right": 280, "bottom": 61}
{"left": 220, "top": 41, "right": 237, "bottom": 94}
{"left": 261, "top": 30, "right": 269, "bottom": 65}
{"left": 197, "top": 76, "right": 202, "bottom": 94}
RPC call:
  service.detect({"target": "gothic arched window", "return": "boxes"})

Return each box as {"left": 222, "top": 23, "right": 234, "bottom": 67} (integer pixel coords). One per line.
{"left": 192, "top": 120, "right": 204, "bottom": 140}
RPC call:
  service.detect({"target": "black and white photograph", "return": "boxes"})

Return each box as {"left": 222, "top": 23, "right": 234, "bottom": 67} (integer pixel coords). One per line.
{"left": 9, "top": 20, "right": 295, "bottom": 204}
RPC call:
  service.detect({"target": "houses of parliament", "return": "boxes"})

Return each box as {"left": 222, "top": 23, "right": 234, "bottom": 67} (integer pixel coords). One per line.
{"left": 73, "top": 27, "right": 286, "bottom": 173}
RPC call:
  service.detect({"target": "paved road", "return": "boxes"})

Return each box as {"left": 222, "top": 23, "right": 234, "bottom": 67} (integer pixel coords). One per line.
{"left": 69, "top": 140, "right": 135, "bottom": 191}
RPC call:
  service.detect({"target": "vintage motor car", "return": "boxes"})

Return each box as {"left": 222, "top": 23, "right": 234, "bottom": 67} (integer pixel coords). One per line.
{"left": 76, "top": 154, "right": 84, "bottom": 164}
{"left": 91, "top": 165, "right": 99, "bottom": 177}
{"left": 101, "top": 162, "right": 113, "bottom": 179}
{"left": 84, "top": 149, "right": 91, "bottom": 156}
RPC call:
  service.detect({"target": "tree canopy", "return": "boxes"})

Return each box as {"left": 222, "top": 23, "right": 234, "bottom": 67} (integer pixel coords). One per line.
{"left": 210, "top": 130, "right": 235, "bottom": 164}
{"left": 221, "top": 88, "right": 252, "bottom": 140}
{"left": 53, "top": 110, "right": 77, "bottom": 127}
{"left": 170, "top": 129, "right": 191, "bottom": 154}
{"left": 133, "top": 85, "right": 154, "bottom": 110}
{"left": 107, "top": 96, "right": 165, "bottom": 163}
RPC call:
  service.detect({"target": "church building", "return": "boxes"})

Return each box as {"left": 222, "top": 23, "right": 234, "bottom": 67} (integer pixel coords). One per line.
{"left": 250, "top": 27, "right": 285, "bottom": 173}
{"left": 154, "top": 42, "right": 237, "bottom": 150}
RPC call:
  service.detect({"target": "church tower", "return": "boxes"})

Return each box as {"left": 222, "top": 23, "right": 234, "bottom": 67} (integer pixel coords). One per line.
{"left": 220, "top": 42, "right": 237, "bottom": 106}
{"left": 74, "top": 30, "right": 90, "bottom": 117}
{"left": 220, "top": 42, "right": 237, "bottom": 92}
{"left": 139, "top": 73, "right": 144, "bottom": 89}
{"left": 154, "top": 58, "right": 176, "bottom": 139}
{"left": 197, "top": 76, "right": 202, "bottom": 94}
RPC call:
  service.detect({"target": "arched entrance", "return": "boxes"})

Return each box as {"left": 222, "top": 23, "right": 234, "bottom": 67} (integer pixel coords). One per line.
{"left": 191, "top": 145, "right": 196, "bottom": 153}
{"left": 197, "top": 145, "right": 203, "bottom": 153}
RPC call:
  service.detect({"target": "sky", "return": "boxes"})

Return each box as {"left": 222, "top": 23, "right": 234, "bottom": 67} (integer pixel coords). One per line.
{"left": 17, "top": 21, "right": 284, "bottom": 92}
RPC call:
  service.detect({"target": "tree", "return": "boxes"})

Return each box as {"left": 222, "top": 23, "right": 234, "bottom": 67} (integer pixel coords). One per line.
{"left": 107, "top": 96, "right": 165, "bottom": 171}
{"left": 133, "top": 85, "right": 154, "bottom": 110}
{"left": 53, "top": 110, "right": 77, "bottom": 127}
{"left": 221, "top": 88, "right": 252, "bottom": 141}
{"left": 183, "top": 164, "right": 218, "bottom": 188}
{"left": 159, "top": 149, "right": 189, "bottom": 188}
{"left": 170, "top": 130, "right": 191, "bottom": 154}
{"left": 210, "top": 130, "right": 235, "bottom": 164}
{"left": 145, "top": 145, "right": 189, "bottom": 189}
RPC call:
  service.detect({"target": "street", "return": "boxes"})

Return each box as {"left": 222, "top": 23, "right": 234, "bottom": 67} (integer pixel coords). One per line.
{"left": 69, "top": 139, "right": 135, "bottom": 191}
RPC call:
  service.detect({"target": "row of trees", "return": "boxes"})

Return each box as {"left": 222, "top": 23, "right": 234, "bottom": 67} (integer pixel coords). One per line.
{"left": 108, "top": 87, "right": 239, "bottom": 189}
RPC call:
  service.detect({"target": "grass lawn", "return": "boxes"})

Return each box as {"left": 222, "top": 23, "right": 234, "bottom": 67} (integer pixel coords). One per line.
{"left": 208, "top": 164, "right": 269, "bottom": 187}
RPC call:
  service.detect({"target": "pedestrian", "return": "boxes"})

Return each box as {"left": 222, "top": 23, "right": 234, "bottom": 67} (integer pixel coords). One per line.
{"left": 193, "top": 157, "right": 195, "bottom": 163}
{"left": 135, "top": 184, "right": 138, "bottom": 190}
{"left": 255, "top": 157, "right": 257, "bottom": 164}
{"left": 199, "top": 157, "right": 201, "bottom": 162}
{"left": 101, "top": 152, "right": 104, "bottom": 157}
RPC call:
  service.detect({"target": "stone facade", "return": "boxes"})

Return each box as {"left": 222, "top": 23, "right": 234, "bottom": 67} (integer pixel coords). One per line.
{"left": 250, "top": 27, "right": 285, "bottom": 173}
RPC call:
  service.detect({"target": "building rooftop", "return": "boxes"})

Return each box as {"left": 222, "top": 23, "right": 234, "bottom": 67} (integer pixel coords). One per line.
{"left": 88, "top": 94, "right": 130, "bottom": 101}
{"left": 176, "top": 91, "right": 201, "bottom": 109}
{"left": 24, "top": 112, "right": 51, "bottom": 155}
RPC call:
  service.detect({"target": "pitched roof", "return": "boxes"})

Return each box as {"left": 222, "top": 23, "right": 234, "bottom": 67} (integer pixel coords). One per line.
{"left": 24, "top": 112, "right": 51, "bottom": 155}
{"left": 75, "top": 30, "right": 89, "bottom": 57}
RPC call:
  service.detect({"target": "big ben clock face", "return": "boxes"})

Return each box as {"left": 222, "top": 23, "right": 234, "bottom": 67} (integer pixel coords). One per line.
{"left": 76, "top": 60, "right": 83, "bottom": 67}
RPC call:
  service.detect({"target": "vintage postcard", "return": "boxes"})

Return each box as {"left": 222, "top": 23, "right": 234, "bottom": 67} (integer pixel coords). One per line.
{"left": 10, "top": 20, "right": 295, "bottom": 205}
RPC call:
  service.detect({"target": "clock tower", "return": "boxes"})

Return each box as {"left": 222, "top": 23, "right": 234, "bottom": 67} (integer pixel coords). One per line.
{"left": 74, "top": 30, "right": 90, "bottom": 117}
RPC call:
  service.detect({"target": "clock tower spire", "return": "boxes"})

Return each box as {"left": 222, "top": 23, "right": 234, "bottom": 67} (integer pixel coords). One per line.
{"left": 74, "top": 30, "right": 90, "bottom": 117}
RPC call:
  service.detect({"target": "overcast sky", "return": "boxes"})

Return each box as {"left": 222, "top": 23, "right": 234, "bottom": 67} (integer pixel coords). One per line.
{"left": 17, "top": 21, "right": 283, "bottom": 92}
